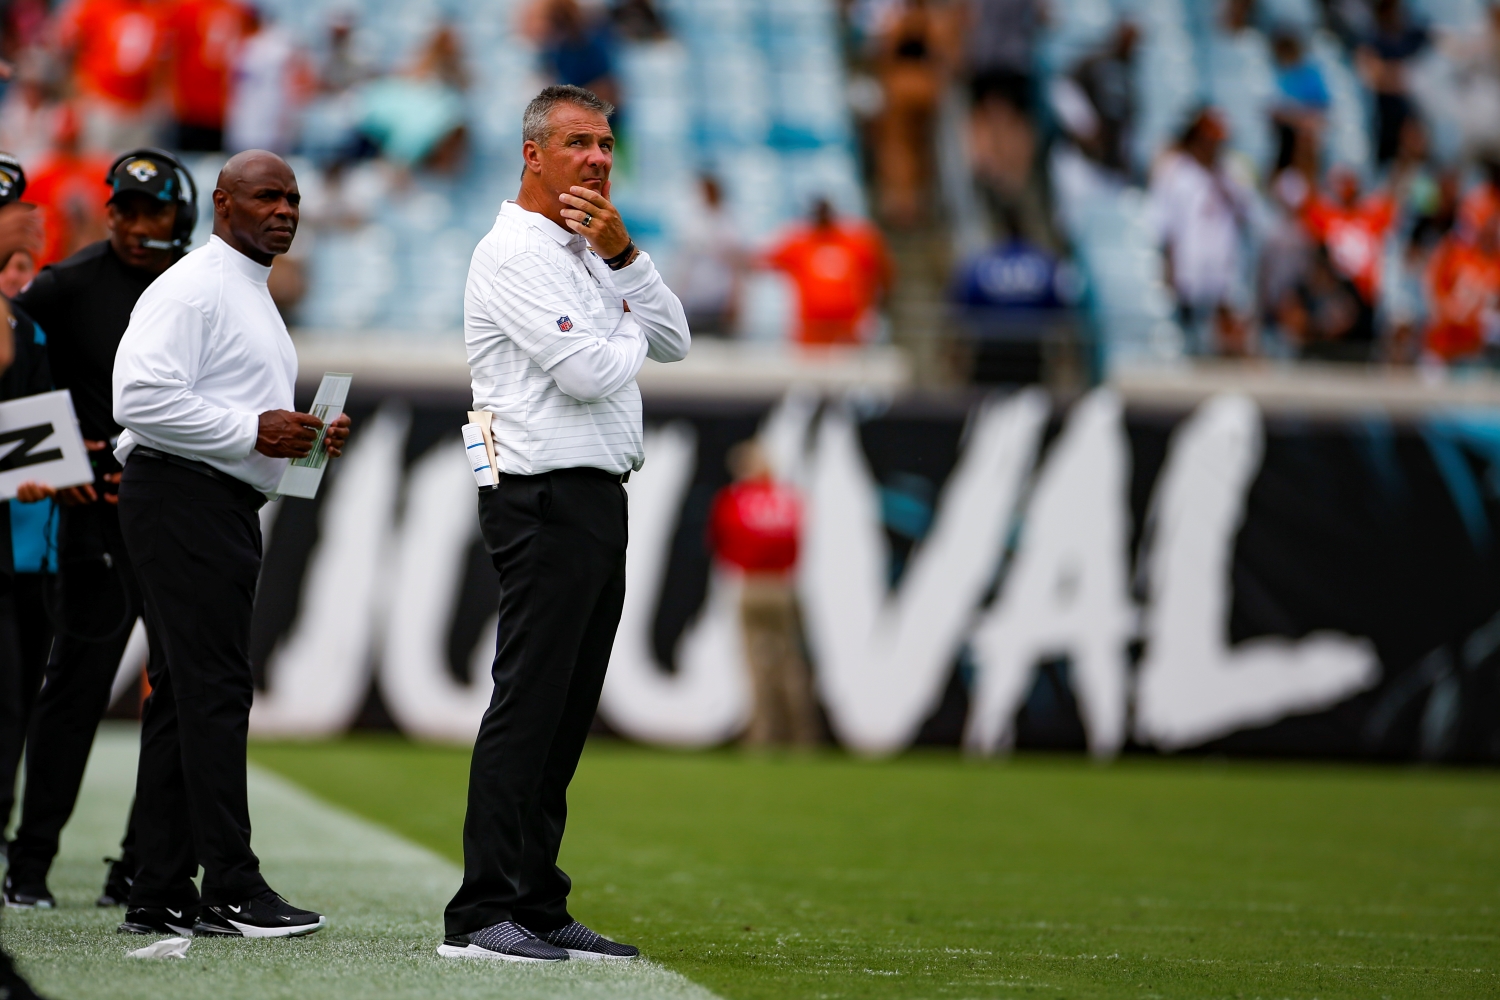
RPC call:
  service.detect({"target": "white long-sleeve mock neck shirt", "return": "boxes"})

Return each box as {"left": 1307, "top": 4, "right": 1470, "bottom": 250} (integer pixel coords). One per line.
{"left": 112, "top": 235, "right": 298, "bottom": 494}
{"left": 465, "top": 200, "right": 691, "bottom": 476}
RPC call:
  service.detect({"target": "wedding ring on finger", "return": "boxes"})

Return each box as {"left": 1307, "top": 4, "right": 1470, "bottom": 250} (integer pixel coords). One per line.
{"left": 583, "top": 213, "right": 593, "bottom": 227}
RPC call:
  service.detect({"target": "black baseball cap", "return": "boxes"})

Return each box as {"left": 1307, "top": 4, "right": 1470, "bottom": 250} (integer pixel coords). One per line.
{"left": 0, "top": 153, "right": 26, "bottom": 206}
{"left": 108, "top": 154, "right": 178, "bottom": 204}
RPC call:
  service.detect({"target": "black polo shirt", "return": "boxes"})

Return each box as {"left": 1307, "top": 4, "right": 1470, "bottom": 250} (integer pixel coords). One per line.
{"left": 13, "top": 240, "right": 165, "bottom": 443}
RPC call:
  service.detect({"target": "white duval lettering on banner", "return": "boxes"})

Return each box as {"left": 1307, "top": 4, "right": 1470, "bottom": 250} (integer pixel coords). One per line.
{"left": 1134, "top": 394, "right": 1379, "bottom": 750}
{"left": 800, "top": 390, "right": 1050, "bottom": 755}
{"left": 964, "top": 389, "right": 1134, "bottom": 757}
{"left": 598, "top": 423, "right": 752, "bottom": 745}
{"left": 249, "top": 405, "right": 408, "bottom": 736}
{"left": 379, "top": 437, "right": 495, "bottom": 741}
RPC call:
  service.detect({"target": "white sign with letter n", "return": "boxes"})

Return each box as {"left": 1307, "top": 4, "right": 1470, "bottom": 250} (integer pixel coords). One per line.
{"left": 0, "top": 389, "right": 93, "bottom": 501}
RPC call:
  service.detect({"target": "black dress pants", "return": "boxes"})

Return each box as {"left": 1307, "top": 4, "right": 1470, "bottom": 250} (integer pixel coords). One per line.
{"left": 0, "top": 573, "right": 52, "bottom": 835}
{"left": 444, "top": 468, "right": 628, "bottom": 937}
{"left": 8, "top": 505, "right": 142, "bottom": 884}
{"left": 117, "top": 456, "right": 269, "bottom": 908}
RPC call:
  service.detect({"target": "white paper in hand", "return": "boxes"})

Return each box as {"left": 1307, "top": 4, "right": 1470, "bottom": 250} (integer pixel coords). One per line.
{"left": 276, "top": 373, "right": 352, "bottom": 500}
{"left": 128, "top": 936, "right": 191, "bottom": 959}
{"left": 0, "top": 389, "right": 94, "bottom": 501}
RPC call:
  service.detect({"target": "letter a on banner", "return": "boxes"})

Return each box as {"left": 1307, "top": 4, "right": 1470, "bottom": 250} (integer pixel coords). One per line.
{"left": 1134, "top": 394, "right": 1379, "bottom": 750}
{"left": 964, "top": 389, "right": 1134, "bottom": 757}
{"left": 800, "top": 389, "right": 1049, "bottom": 755}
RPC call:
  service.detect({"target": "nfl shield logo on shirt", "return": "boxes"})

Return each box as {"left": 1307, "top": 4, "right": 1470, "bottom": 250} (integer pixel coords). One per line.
{"left": 556, "top": 315, "right": 573, "bottom": 332}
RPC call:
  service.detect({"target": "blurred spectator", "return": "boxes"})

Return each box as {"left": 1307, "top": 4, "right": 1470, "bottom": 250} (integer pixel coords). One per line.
{"left": 354, "top": 25, "right": 469, "bottom": 172}
{"left": 528, "top": 0, "right": 620, "bottom": 110}
{"left": 964, "top": 0, "right": 1042, "bottom": 106}
{"left": 1260, "top": 171, "right": 1316, "bottom": 325}
{"left": 1384, "top": 216, "right": 1446, "bottom": 362}
{"left": 1424, "top": 211, "right": 1500, "bottom": 364}
{"left": 24, "top": 107, "right": 109, "bottom": 266}
{"left": 610, "top": 0, "right": 669, "bottom": 42}
{"left": 1303, "top": 166, "right": 1396, "bottom": 306}
{"left": 162, "top": 0, "right": 254, "bottom": 152}
{"left": 1275, "top": 243, "right": 1375, "bottom": 361}
{"left": 1150, "top": 109, "right": 1254, "bottom": 355}
{"left": 317, "top": 8, "right": 374, "bottom": 95}
{"left": 1050, "top": 22, "right": 1139, "bottom": 179}
{"left": 1439, "top": 2, "right": 1500, "bottom": 163}
{"left": 1458, "top": 158, "right": 1500, "bottom": 238}
{"left": 55, "top": 0, "right": 164, "bottom": 154}
{"left": 1, "top": 0, "right": 50, "bottom": 62}
{"left": 225, "top": 7, "right": 310, "bottom": 154}
{"left": 965, "top": 0, "right": 1054, "bottom": 249}
{"left": 672, "top": 176, "right": 743, "bottom": 338}
{"left": 873, "top": 0, "right": 950, "bottom": 226}
{"left": 0, "top": 247, "right": 35, "bottom": 298}
{"left": 1356, "top": 0, "right": 1430, "bottom": 166}
{"left": 764, "top": 197, "right": 894, "bottom": 346}
{"left": 0, "top": 50, "right": 61, "bottom": 167}
{"left": 1270, "top": 31, "right": 1329, "bottom": 176}
{"left": 708, "top": 439, "right": 817, "bottom": 748}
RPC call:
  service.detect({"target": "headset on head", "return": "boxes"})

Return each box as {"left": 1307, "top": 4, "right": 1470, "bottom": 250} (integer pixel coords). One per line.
{"left": 106, "top": 147, "right": 199, "bottom": 251}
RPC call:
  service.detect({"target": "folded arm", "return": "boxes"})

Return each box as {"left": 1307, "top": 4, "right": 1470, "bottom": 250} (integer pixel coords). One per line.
{"left": 610, "top": 250, "right": 691, "bottom": 363}
{"left": 112, "top": 297, "right": 260, "bottom": 459}
{"left": 548, "top": 314, "right": 649, "bottom": 402}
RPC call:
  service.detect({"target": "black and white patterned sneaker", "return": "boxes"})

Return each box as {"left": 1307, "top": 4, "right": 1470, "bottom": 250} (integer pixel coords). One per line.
{"left": 193, "top": 890, "right": 326, "bottom": 938}
{"left": 3, "top": 875, "right": 54, "bottom": 910}
{"left": 538, "top": 921, "right": 639, "bottom": 960}
{"left": 118, "top": 905, "right": 196, "bottom": 936}
{"left": 437, "top": 921, "right": 570, "bottom": 962}
{"left": 97, "top": 856, "right": 134, "bottom": 907}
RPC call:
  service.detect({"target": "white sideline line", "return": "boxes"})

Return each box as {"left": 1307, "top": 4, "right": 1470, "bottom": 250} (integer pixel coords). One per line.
{"left": 16, "top": 723, "right": 727, "bottom": 1000}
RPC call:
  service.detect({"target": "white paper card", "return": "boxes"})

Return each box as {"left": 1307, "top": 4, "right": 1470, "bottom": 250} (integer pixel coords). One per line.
{"left": 128, "top": 936, "right": 191, "bottom": 959}
{"left": 462, "top": 422, "right": 497, "bottom": 488}
{"left": 0, "top": 389, "right": 93, "bottom": 501}
{"left": 275, "top": 372, "right": 352, "bottom": 500}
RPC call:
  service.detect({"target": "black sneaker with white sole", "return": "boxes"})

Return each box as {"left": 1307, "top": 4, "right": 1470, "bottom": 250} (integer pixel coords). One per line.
{"left": 2, "top": 876, "right": 54, "bottom": 910}
{"left": 537, "top": 920, "right": 639, "bottom": 960}
{"left": 192, "top": 890, "right": 326, "bottom": 938}
{"left": 97, "top": 857, "right": 134, "bottom": 907}
{"left": 437, "top": 921, "right": 570, "bottom": 962}
{"left": 118, "top": 905, "right": 196, "bottom": 936}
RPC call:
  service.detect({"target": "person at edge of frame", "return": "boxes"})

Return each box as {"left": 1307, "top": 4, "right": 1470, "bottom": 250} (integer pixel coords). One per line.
{"left": 0, "top": 148, "right": 53, "bottom": 1000}
{"left": 438, "top": 83, "right": 690, "bottom": 964}
{"left": 0, "top": 152, "right": 57, "bottom": 870}
{"left": 3, "top": 149, "right": 196, "bottom": 912}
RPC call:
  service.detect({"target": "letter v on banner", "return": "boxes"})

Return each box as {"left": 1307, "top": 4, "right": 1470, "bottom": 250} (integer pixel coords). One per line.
{"left": 1134, "top": 394, "right": 1379, "bottom": 751}
{"left": 964, "top": 389, "right": 1134, "bottom": 757}
{"left": 799, "top": 389, "right": 1049, "bottom": 755}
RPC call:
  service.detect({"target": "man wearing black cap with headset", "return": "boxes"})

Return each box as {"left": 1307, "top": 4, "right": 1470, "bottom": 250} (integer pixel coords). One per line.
{"left": 3, "top": 149, "right": 196, "bottom": 912}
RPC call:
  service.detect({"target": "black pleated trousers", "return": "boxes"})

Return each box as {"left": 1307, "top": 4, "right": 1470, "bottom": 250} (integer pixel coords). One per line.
{"left": 117, "top": 456, "right": 270, "bottom": 908}
{"left": 7, "top": 504, "right": 141, "bottom": 885}
{"left": 444, "top": 468, "right": 628, "bottom": 937}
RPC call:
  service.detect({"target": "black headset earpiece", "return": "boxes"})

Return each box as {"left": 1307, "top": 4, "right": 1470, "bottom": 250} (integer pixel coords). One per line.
{"left": 106, "top": 147, "right": 199, "bottom": 250}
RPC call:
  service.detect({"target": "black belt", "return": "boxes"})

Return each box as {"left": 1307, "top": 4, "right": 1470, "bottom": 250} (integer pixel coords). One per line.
{"left": 487, "top": 467, "right": 631, "bottom": 491}
{"left": 130, "top": 446, "right": 266, "bottom": 507}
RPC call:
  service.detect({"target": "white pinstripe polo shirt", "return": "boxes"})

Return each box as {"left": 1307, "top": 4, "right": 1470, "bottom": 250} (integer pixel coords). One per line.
{"left": 465, "top": 200, "right": 691, "bottom": 476}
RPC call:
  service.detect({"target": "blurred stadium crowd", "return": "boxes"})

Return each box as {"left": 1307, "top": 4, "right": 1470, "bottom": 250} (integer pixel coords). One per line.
{"left": 0, "top": 0, "right": 1497, "bottom": 381}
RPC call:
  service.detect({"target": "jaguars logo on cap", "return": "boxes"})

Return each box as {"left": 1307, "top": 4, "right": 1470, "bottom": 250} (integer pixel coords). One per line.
{"left": 0, "top": 154, "right": 25, "bottom": 206}
{"left": 125, "top": 159, "right": 159, "bottom": 183}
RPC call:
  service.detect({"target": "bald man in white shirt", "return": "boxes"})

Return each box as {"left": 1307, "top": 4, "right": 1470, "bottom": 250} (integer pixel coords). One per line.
{"left": 439, "top": 85, "right": 690, "bottom": 963}
{"left": 111, "top": 151, "right": 348, "bottom": 940}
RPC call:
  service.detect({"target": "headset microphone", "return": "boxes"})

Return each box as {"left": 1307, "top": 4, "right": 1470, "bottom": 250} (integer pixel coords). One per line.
{"left": 105, "top": 147, "right": 199, "bottom": 251}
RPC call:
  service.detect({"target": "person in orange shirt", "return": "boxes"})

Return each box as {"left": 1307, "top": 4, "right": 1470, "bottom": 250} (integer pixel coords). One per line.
{"left": 1424, "top": 213, "right": 1500, "bottom": 362}
{"left": 23, "top": 106, "right": 111, "bottom": 265}
{"left": 1303, "top": 166, "right": 1397, "bottom": 305}
{"left": 763, "top": 197, "right": 895, "bottom": 345}
{"left": 162, "top": 0, "right": 253, "bottom": 151}
{"left": 55, "top": 0, "right": 165, "bottom": 154}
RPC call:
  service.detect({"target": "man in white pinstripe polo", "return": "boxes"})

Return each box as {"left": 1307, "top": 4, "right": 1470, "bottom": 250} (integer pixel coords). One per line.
{"left": 438, "top": 84, "right": 690, "bottom": 964}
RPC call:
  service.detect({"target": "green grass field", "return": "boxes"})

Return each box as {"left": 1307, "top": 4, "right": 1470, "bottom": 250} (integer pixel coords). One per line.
{"left": 246, "top": 737, "right": 1500, "bottom": 1000}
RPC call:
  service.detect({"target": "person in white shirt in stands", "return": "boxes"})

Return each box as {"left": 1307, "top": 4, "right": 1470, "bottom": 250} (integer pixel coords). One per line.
{"left": 111, "top": 150, "right": 349, "bottom": 940}
{"left": 439, "top": 84, "right": 689, "bottom": 964}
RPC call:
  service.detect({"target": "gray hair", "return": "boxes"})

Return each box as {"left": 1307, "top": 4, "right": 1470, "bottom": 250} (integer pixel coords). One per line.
{"left": 521, "top": 85, "right": 615, "bottom": 146}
